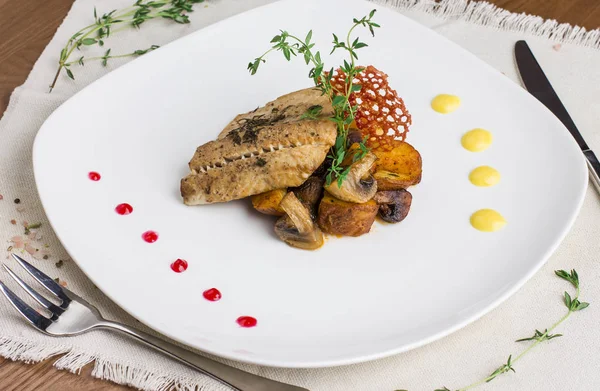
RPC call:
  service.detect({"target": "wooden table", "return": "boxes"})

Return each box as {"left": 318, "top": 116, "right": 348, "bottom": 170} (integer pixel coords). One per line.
{"left": 0, "top": 0, "right": 598, "bottom": 390}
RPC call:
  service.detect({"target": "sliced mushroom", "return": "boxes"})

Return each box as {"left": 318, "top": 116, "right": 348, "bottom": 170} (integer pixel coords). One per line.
{"left": 274, "top": 192, "right": 324, "bottom": 250}
{"left": 325, "top": 152, "right": 378, "bottom": 203}
{"left": 373, "top": 189, "right": 412, "bottom": 223}
{"left": 311, "top": 159, "right": 329, "bottom": 179}
{"left": 291, "top": 176, "right": 325, "bottom": 219}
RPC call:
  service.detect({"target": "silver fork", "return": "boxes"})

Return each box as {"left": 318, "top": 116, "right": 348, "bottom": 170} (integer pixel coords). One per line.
{"left": 0, "top": 254, "right": 309, "bottom": 391}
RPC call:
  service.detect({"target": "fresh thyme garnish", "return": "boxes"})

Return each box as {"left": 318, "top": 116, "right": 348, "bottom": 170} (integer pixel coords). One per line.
{"left": 248, "top": 10, "right": 380, "bottom": 186}
{"left": 51, "top": 0, "right": 205, "bottom": 91}
{"left": 422, "top": 269, "right": 590, "bottom": 391}
{"left": 514, "top": 329, "right": 562, "bottom": 343}
{"left": 300, "top": 105, "right": 324, "bottom": 120}
{"left": 353, "top": 137, "right": 370, "bottom": 163}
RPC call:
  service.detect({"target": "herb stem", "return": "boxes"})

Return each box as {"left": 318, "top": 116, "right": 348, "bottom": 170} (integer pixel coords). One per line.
{"left": 51, "top": 0, "right": 205, "bottom": 91}
{"left": 512, "top": 310, "right": 571, "bottom": 364}
{"left": 63, "top": 52, "right": 138, "bottom": 66}
{"left": 454, "top": 278, "right": 585, "bottom": 391}
{"left": 341, "top": 22, "right": 361, "bottom": 144}
{"left": 248, "top": 10, "right": 379, "bottom": 186}
{"left": 50, "top": 23, "right": 105, "bottom": 91}
{"left": 64, "top": 25, "right": 103, "bottom": 61}
{"left": 49, "top": 67, "right": 63, "bottom": 93}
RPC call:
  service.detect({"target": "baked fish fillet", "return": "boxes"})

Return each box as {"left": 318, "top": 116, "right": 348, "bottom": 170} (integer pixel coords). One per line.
{"left": 181, "top": 88, "right": 336, "bottom": 205}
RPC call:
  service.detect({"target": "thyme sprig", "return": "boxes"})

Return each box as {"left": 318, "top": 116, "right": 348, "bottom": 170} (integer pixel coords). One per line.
{"left": 425, "top": 269, "right": 590, "bottom": 391}
{"left": 248, "top": 10, "right": 380, "bottom": 186}
{"left": 514, "top": 329, "right": 562, "bottom": 343}
{"left": 51, "top": 0, "right": 204, "bottom": 91}
{"left": 300, "top": 105, "right": 324, "bottom": 120}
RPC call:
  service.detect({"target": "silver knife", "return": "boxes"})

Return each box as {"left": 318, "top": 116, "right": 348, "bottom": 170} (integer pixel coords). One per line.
{"left": 515, "top": 40, "right": 600, "bottom": 193}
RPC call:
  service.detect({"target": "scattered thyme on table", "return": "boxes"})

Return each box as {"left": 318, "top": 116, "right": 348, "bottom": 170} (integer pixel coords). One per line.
{"left": 51, "top": 0, "right": 205, "bottom": 91}
{"left": 395, "top": 269, "right": 590, "bottom": 391}
{"left": 248, "top": 10, "right": 380, "bottom": 187}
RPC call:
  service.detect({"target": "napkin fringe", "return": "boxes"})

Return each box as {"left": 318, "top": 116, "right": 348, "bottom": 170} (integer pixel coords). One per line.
{"left": 0, "top": 336, "right": 229, "bottom": 391}
{"left": 0, "top": 336, "right": 68, "bottom": 364}
{"left": 375, "top": 0, "right": 600, "bottom": 48}
{"left": 91, "top": 357, "right": 232, "bottom": 391}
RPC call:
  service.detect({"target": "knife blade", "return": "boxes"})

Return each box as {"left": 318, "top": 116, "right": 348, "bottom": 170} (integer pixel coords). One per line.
{"left": 515, "top": 40, "right": 600, "bottom": 193}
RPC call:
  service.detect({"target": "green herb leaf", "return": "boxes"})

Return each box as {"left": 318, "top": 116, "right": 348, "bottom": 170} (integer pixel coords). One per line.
{"left": 564, "top": 291, "right": 572, "bottom": 309}
{"left": 81, "top": 38, "right": 98, "bottom": 45}
{"left": 304, "top": 51, "right": 311, "bottom": 65}
{"left": 300, "top": 105, "right": 324, "bottom": 120}
{"left": 555, "top": 269, "right": 579, "bottom": 288}
{"left": 66, "top": 68, "right": 74, "bottom": 80}
{"left": 576, "top": 302, "right": 590, "bottom": 311}
{"left": 516, "top": 329, "right": 562, "bottom": 342}
{"left": 305, "top": 30, "right": 312, "bottom": 45}
{"left": 332, "top": 95, "right": 345, "bottom": 107}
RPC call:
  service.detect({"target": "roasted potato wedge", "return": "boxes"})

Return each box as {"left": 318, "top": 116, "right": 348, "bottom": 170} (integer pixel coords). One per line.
{"left": 251, "top": 189, "right": 287, "bottom": 216}
{"left": 373, "top": 140, "right": 422, "bottom": 190}
{"left": 317, "top": 192, "right": 378, "bottom": 237}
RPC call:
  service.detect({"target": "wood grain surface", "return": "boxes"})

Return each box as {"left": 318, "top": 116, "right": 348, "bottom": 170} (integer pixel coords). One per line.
{"left": 0, "top": 0, "right": 599, "bottom": 390}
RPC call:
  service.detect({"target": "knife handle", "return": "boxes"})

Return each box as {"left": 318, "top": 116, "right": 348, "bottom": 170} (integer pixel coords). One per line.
{"left": 583, "top": 150, "right": 600, "bottom": 194}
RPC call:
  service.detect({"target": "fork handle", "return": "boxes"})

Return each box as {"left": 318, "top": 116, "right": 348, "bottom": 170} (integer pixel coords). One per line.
{"left": 95, "top": 320, "right": 309, "bottom": 391}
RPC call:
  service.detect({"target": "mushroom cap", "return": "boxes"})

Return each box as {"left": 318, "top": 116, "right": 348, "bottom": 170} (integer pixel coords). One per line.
{"left": 373, "top": 189, "right": 412, "bottom": 223}
{"left": 325, "top": 152, "right": 378, "bottom": 203}
{"left": 274, "top": 192, "right": 324, "bottom": 250}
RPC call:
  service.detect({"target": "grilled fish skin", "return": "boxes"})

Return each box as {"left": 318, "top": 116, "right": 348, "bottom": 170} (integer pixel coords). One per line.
{"left": 217, "top": 87, "right": 333, "bottom": 139}
{"left": 181, "top": 88, "right": 336, "bottom": 205}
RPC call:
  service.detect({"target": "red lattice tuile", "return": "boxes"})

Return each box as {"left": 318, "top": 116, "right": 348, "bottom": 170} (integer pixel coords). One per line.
{"left": 330, "top": 65, "right": 412, "bottom": 149}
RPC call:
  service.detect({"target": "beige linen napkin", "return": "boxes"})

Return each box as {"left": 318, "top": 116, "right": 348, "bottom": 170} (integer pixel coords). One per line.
{"left": 1, "top": 0, "right": 599, "bottom": 390}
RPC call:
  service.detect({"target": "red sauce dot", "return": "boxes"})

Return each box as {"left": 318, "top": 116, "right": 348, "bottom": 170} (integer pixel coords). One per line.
{"left": 115, "top": 203, "right": 133, "bottom": 215}
{"left": 203, "top": 288, "right": 221, "bottom": 302}
{"left": 88, "top": 172, "right": 101, "bottom": 181}
{"left": 141, "top": 231, "right": 158, "bottom": 243}
{"left": 237, "top": 316, "right": 257, "bottom": 328}
{"left": 170, "top": 258, "right": 188, "bottom": 273}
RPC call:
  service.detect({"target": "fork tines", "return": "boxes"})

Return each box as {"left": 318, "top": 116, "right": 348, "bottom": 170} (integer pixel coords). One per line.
{"left": 0, "top": 254, "right": 71, "bottom": 331}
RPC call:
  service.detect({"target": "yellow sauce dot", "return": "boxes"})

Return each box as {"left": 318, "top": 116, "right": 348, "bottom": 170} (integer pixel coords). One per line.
{"left": 461, "top": 128, "right": 492, "bottom": 152}
{"left": 469, "top": 166, "right": 501, "bottom": 187}
{"left": 470, "top": 209, "right": 506, "bottom": 232}
{"left": 431, "top": 94, "right": 461, "bottom": 114}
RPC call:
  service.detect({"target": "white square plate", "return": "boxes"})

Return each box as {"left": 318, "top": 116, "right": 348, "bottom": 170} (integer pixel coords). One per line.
{"left": 33, "top": 0, "right": 587, "bottom": 367}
